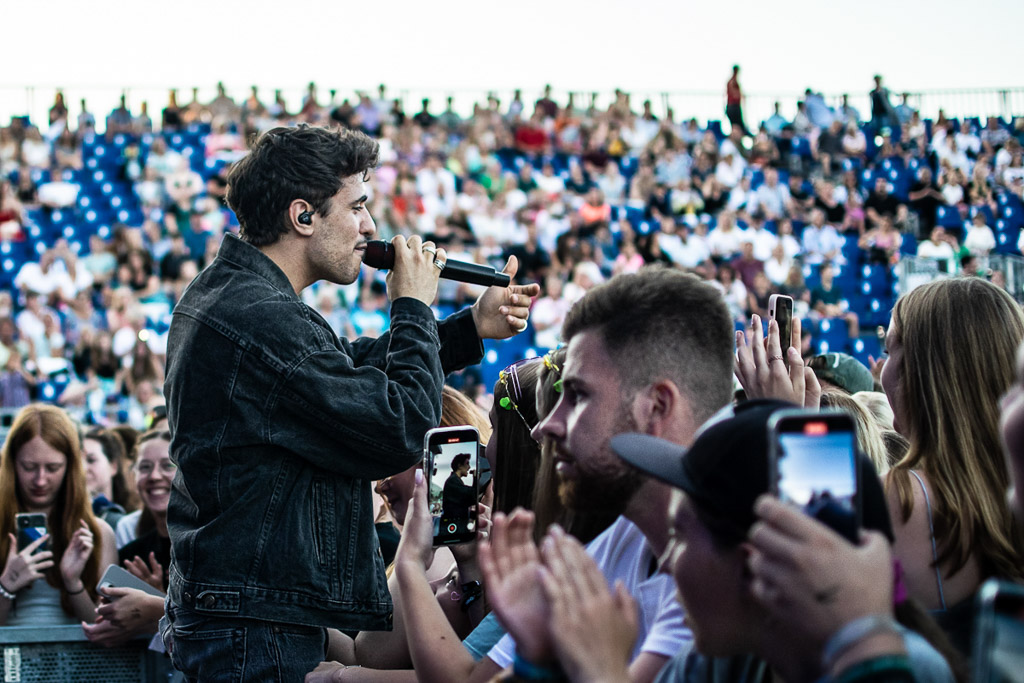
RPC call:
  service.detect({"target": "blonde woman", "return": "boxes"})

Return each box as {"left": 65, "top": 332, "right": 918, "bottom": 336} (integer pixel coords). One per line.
{"left": 881, "top": 277, "right": 1024, "bottom": 653}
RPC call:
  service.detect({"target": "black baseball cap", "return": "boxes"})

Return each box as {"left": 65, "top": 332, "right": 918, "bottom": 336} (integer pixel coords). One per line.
{"left": 611, "top": 399, "right": 893, "bottom": 544}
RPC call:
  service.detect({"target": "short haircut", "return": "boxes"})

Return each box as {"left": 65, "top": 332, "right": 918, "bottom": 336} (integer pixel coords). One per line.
{"left": 226, "top": 125, "right": 379, "bottom": 247}
{"left": 451, "top": 453, "right": 471, "bottom": 471}
{"left": 562, "top": 266, "right": 734, "bottom": 424}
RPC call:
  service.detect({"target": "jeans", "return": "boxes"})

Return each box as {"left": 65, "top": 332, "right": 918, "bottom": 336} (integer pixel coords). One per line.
{"left": 164, "top": 603, "right": 327, "bottom": 682}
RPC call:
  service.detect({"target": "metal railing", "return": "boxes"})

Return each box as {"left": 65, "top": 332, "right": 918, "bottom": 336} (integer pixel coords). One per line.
{"left": 0, "top": 625, "right": 175, "bottom": 682}
{"left": 895, "top": 254, "right": 1024, "bottom": 304}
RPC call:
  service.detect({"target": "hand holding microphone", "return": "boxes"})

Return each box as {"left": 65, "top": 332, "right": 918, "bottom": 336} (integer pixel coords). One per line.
{"left": 382, "top": 236, "right": 447, "bottom": 306}
{"left": 365, "top": 236, "right": 540, "bottom": 340}
{"left": 364, "top": 240, "right": 511, "bottom": 287}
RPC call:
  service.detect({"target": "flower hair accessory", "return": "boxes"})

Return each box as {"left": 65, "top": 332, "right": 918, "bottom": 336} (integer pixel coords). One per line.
{"left": 542, "top": 349, "right": 563, "bottom": 393}
{"left": 498, "top": 359, "right": 533, "bottom": 432}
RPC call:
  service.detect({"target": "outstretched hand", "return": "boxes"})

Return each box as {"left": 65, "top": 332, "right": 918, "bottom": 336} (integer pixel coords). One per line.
{"left": 478, "top": 509, "right": 553, "bottom": 663}
{"left": 471, "top": 256, "right": 541, "bottom": 340}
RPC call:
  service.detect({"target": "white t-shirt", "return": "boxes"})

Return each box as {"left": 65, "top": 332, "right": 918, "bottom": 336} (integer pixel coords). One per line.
{"left": 115, "top": 510, "right": 142, "bottom": 549}
{"left": 486, "top": 516, "right": 691, "bottom": 668}
{"left": 964, "top": 225, "right": 996, "bottom": 254}
{"left": 917, "top": 240, "right": 956, "bottom": 262}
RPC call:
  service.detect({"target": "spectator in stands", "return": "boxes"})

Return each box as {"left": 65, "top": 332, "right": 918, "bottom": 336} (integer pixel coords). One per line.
{"left": 763, "top": 101, "right": 788, "bottom": 137}
{"left": 707, "top": 209, "right": 747, "bottom": 259}
{"left": 869, "top": 75, "right": 898, "bottom": 135}
{"left": 802, "top": 208, "right": 844, "bottom": 265}
{"left": 981, "top": 116, "right": 1010, "bottom": 154}
{"left": 859, "top": 215, "right": 903, "bottom": 265}
{"left": 963, "top": 210, "right": 996, "bottom": 257}
{"left": 908, "top": 167, "right": 943, "bottom": 238}
{"left": 841, "top": 121, "right": 868, "bottom": 160}
{"left": 0, "top": 404, "right": 117, "bottom": 626}
{"left": 916, "top": 226, "right": 958, "bottom": 273}
{"left": 750, "top": 168, "right": 790, "bottom": 220}
{"left": 865, "top": 176, "right": 908, "bottom": 231}
{"left": 731, "top": 239, "right": 764, "bottom": 290}
{"left": 0, "top": 317, "right": 38, "bottom": 409}
{"left": 810, "top": 262, "right": 859, "bottom": 337}
{"left": 882, "top": 277, "right": 1024, "bottom": 654}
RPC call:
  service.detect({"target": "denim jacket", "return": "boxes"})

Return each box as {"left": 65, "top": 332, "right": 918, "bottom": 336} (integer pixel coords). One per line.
{"left": 164, "top": 234, "right": 483, "bottom": 630}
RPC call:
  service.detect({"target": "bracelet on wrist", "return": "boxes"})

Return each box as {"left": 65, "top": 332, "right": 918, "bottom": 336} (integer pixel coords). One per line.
{"left": 512, "top": 651, "right": 566, "bottom": 681}
{"left": 65, "top": 583, "right": 86, "bottom": 596}
{"left": 0, "top": 579, "right": 16, "bottom": 601}
{"left": 822, "top": 615, "right": 902, "bottom": 673}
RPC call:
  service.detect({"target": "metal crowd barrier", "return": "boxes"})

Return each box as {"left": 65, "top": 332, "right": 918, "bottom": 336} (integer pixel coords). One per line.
{"left": 0, "top": 625, "right": 176, "bottom": 682}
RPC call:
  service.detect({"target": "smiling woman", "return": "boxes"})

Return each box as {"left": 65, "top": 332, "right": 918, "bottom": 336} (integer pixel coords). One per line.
{"left": 0, "top": 403, "right": 117, "bottom": 626}
{"left": 118, "top": 430, "right": 173, "bottom": 582}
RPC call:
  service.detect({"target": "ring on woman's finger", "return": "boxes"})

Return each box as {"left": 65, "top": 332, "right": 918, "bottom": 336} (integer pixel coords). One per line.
{"left": 434, "top": 260, "right": 446, "bottom": 271}
{"left": 422, "top": 245, "right": 437, "bottom": 256}
{"left": 767, "top": 355, "right": 785, "bottom": 363}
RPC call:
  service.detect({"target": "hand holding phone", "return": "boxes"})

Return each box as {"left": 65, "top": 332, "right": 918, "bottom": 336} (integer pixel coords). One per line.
{"left": 424, "top": 426, "right": 481, "bottom": 546}
{"left": 769, "top": 409, "right": 861, "bottom": 544}
{"left": 2, "top": 516, "right": 54, "bottom": 593}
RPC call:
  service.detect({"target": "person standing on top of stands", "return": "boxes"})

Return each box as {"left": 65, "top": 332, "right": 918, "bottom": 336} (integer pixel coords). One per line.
{"left": 726, "top": 65, "right": 750, "bottom": 137}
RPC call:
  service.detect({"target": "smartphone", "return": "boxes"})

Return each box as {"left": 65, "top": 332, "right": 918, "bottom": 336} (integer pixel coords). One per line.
{"left": 15, "top": 513, "right": 47, "bottom": 553}
{"left": 974, "top": 579, "right": 1024, "bottom": 682}
{"left": 768, "top": 294, "right": 794, "bottom": 361}
{"left": 768, "top": 409, "right": 860, "bottom": 543}
{"left": 97, "top": 564, "right": 165, "bottom": 598}
{"left": 423, "top": 426, "right": 480, "bottom": 546}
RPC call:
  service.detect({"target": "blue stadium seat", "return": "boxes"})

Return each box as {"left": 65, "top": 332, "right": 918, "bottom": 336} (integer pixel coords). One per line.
{"left": 814, "top": 318, "right": 849, "bottom": 355}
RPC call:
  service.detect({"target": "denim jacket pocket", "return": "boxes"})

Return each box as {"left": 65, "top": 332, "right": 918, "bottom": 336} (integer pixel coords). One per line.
{"left": 310, "top": 478, "right": 338, "bottom": 590}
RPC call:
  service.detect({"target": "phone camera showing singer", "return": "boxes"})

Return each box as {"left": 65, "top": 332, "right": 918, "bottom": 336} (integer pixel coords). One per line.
{"left": 423, "top": 426, "right": 482, "bottom": 546}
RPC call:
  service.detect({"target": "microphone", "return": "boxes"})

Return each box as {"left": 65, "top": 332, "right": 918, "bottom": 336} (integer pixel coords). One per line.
{"left": 363, "top": 241, "right": 511, "bottom": 288}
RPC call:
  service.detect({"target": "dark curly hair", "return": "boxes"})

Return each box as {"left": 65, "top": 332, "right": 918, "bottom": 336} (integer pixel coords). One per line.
{"left": 226, "top": 125, "right": 379, "bottom": 247}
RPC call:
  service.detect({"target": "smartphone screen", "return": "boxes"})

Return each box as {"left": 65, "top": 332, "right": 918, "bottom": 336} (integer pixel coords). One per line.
{"left": 974, "top": 579, "right": 1024, "bottom": 682}
{"left": 16, "top": 513, "right": 47, "bottom": 553}
{"left": 424, "top": 426, "right": 480, "bottom": 545}
{"left": 769, "top": 294, "right": 794, "bottom": 359}
{"left": 770, "top": 410, "right": 860, "bottom": 543}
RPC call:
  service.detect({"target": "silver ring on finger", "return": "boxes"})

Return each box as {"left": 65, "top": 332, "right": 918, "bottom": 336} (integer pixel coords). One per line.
{"left": 434, "top": 260, "right": 446, "bottom": 271}
{"left": 422, "top": 245, "right": 437, "bottom": 256}
{"left": 767, "top": 355, "right": 785, "bottom": 363}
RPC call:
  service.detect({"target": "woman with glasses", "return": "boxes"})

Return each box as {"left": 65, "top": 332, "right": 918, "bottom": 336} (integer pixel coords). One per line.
{"left": 0, "top": 404, "right": 117, "bottom": 626}
{"left": 82, "top": 429, "right": 172, "bottom": 647}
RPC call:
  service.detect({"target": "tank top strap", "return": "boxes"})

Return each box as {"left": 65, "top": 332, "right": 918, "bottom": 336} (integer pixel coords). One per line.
{"left": 908, "top": 469, "right": 947, "bottom": 610}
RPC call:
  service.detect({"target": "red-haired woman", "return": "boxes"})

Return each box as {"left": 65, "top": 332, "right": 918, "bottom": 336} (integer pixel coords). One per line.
{"left": 0, "top": 404, "right": 117, "bottom": 625}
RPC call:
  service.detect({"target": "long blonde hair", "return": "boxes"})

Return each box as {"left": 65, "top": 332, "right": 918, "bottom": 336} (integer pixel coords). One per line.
{"left": 0, "top": 405, "right": 105, "bottom": 611}
{"left": 887, "top": 278, "right": 1024, "bottom": 580}
{"left": 820, "top": 391, "right": 890, "bottom": 476}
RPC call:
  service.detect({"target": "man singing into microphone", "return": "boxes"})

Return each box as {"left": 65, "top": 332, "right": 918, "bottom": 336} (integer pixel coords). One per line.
{"left": 162, "top": 125, "right": 538, "bottom": 681}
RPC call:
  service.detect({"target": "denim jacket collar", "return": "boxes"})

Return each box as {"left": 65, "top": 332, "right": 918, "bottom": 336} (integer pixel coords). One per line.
{"left": 217, "top": 233, "right": 299, "bottom": 301}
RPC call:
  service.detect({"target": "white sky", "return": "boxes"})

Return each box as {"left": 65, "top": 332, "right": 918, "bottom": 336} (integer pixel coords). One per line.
{"left": 2, "top": 0, "right": 1022, "bottom": 125}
